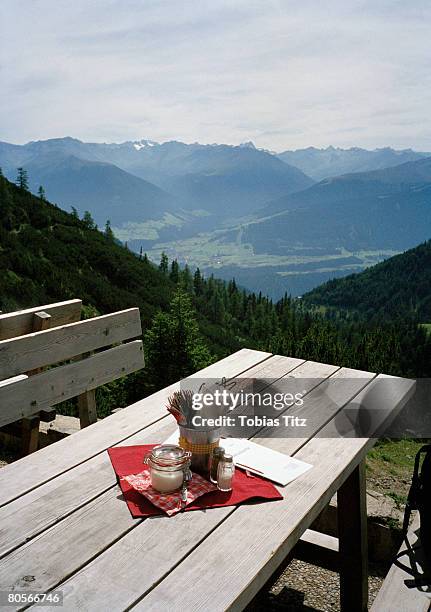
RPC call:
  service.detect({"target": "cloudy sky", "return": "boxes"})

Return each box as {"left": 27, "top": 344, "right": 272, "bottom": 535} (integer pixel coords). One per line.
{"left": 1, "top": 0, "right": 430, "bottom": 150}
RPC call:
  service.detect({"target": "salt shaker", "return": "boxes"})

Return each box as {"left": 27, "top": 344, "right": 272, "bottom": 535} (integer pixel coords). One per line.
{"left": 217, "top": 453, "right": 234, "bottom": 491}
{"left": 210, "top": 446, "right": 225, "bottom": 483}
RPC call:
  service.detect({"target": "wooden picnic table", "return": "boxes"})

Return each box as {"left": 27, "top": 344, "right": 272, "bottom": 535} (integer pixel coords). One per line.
{"left": 0, "top": 349, "right": 415, "bottom": 612}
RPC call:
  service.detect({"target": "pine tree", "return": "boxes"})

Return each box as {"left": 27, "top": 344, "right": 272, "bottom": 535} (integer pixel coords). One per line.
{"left": 180, "top": 264, "right": 193, "bottom": 292}
{"left": 144, "top": 311, "right": 176, "bottom": 389}
{"left": 193, "top": 267, "right": 203, "bottom": 295}
{"left": 210, "top": 291, "right": 225, "bottom": 325}
{"left": 144, "top": 288, "right": 212, "bottom": 388}
{"left": 16, "top": 167, "right": 29, "bottom": 191}
{"left": 37, "top": 185, "right": 46, "bottom": 201}
{"left": 139, "top": 246, "right": 143, "bottom": 260}
{"left": 82, "top": 210, "right": 96, "bottom": 229}
{"left": 169, "top": 288, "right": 212, "bottom": 375}
{"left": 170, "top": 259, "right": 180, "bottom": 283}
{"left": 159, "top": 252, "right": 169, "bottom": 274}
{"left": 71, "top": 206, "right": 79, "bottom": 219}
{"left": 104, "top": 219, "right": 115, "bottom": 241}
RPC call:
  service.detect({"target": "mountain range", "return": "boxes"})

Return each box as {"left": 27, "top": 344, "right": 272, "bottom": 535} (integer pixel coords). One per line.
{"left": 245, "top": 156, "right": 431, "bottom": 252}
{"left": 0, "top": 138, "right": 313, "bottom": 223}
{"left": 278, "top": 146, "right": 429, "bottom": 181}
{"left": 1, "top": 136, "right": 430, "bottom": 299}
{"left": 2, "top": 174, "right": 429, "bottom": 388}
{"left": 158, "top": 154, "right": 431, "bottom": 298}
{"left": 22, "top": 153, "right": 181, "bottom": 225}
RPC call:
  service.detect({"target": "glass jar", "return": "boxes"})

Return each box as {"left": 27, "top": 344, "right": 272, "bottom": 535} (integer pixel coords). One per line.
{"left": 217, "top": 453, "right": 235, "bottom": 492}
{"left": 144, "top": 445, "right": 191, "bottom": 494}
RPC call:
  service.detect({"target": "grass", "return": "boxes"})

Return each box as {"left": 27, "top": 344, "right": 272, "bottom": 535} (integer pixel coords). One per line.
{"left": 145, "top": 231, "right": 395, "bottom": 272}
{"left": 366, "top": 438, "right": 425, "bottom": 501}
{"left": 113, "top": 212, "right": 189, "bottom": 241}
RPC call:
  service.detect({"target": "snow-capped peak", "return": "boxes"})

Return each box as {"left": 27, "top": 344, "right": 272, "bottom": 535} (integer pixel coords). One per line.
{"left": 133, "top": 139, "right": 158, "bottom": 150}
{"left": 239, "top": 141, "right": 256, "bottom": 149}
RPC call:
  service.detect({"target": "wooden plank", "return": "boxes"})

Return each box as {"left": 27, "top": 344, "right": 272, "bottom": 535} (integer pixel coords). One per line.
{"left": 4, "top": 364, "right": 409, "bottom": 612}
{"left": 49, "top": 428, "right": 364, "bottom": 611}
{"left": 231, "top": 358, "right": 339, "bottom": 416}
{"left": 254, "top": 366, "right": 376, "bottom": 456}
{"left": 130, "top": 376, "right": 414, "bottom": 612}
{"left": 0, "top": 416, "right": 177, "bottom": 560}
{"left": 23, "top": 361, "right": 351, "bottom": 610}
{"left": 0, "top": 340, "right": 144, "bottom": 427}
{"left": 0, "top": 359, "right": 291, "bottom": 594}
{"left": 78, "top": 389, "right": 97, "bottom": 428}
{"left": 33, "top": 312, "right": 51, "bottom": 329}
{"left": 26, "top": 311, "right": 51, "bottom": 376}
{"left": 21, "top": 311, "right": 52, "bottom": 455}
{"left": 0, "top": 356, "right": 294, "bottom": 559}
{"left": 371, "top": 513, "right": 430, "bottom": 612}
{"left": 295, "top": 528, "right": 339, "bottom": 572}
{"left": 0, "top": 348, "right": 271, "bottom": 506}
{"left": 0, "top": 308, "right": 142, "bottom": 380}
{"left": 0, "top": 375, "right": 27, "bottom": 387}
{"left": 0, "top": 299, "right": 82, "bottom": 341}
{"left": 0, "top": 356, "right": 322, "bottom": 603}
{"left": 338, "top": 460, "right": 368, "bottom": 612}
{"left": 20, "top": 415, "right": 40, "bottom": 456}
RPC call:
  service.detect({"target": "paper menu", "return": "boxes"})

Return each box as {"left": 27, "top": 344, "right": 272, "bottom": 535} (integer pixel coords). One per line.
{"left": 163, "top": 432, "right": 312, "bottom": 487}
{"left": 220, "top": 438, "right": 312, "bottom": 486}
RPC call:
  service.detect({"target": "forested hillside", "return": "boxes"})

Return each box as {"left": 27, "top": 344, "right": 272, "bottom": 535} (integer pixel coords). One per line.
{"left": 1, "top": 174, "right": 430, "bottom": 418}
{"left": 0, "top": 173, "right": 239, "bottom": 357}
{"left": 303, "top": 241, "right": 431, "bottom": 320}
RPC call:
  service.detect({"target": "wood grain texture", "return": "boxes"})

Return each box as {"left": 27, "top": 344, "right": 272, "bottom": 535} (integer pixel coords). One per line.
{"left": 78, "top": 389, "right": 98, "bottom": 428}
{"left": 371, "top": 513, "right": 431, "bottom": 612}
{"left": 37, "top": 363, "right": 372, "bottom": 611}
{"left": 0, "top": 417, "right": 176, "bottom": 565}
{"left": 0, "top": 308, "right": 142, "bottom": 379}
{"left": 0, "top": 341, "right": 144, "bottom": 427}
{"left": 132, "top": 377, "right": 414, "bottom": 612}
{"left": 0, "top": 349, "right": 270, "bottom": 506}
{"left": 21, "top": 311, "right": 52, "bottom": 455}
{"left": 254, "top": 366, "right": 375, "bottom": 456}
{"left": 0, "top": 299, "right": 82, "bottom": 341}
{"left": 0, "top": 350, "right": 414, "bottom": 612}
{"left": 0, "top": 356, "right": 289, "bottom": 559}
{"left": 3, "top": 357, "right": 316, "bottom": 598}
{"left": 0, "top": 358, "right": 285, "bottom": 595}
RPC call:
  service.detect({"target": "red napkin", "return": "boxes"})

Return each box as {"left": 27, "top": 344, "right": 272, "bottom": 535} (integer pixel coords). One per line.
{"left": 108, "top": 445, "right": 283, "bottom": 518}
{"left": 123, "top": 470, "right": 217, "bottom": 516}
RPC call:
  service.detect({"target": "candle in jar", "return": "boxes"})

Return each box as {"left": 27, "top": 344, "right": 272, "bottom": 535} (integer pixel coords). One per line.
{"left": 150, "top": 468, "right": 184, "bottom": 493}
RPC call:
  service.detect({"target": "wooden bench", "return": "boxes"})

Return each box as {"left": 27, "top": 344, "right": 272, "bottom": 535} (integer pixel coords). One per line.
{"left": 0, "top": 300, "right": 83, "bottom": 453}
{"left": 371, "top": 513, "right": 431, "bottom": 611}
{"left": 0, "top": 300, "right": 144, "bottom": 455}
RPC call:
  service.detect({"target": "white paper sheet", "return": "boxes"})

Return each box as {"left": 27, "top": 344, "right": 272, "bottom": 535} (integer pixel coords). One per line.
{"left": 163, "top": 432, "right": 312, "bottom": 486}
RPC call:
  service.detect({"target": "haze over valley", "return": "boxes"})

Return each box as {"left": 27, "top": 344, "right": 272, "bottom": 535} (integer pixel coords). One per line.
{"left": 1, "top": 137, "right": 430, "bottom": 298}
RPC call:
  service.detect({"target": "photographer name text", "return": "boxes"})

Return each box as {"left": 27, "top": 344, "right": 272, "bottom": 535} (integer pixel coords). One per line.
{"left": 191, "top": 414, "right": 307, "bottom": 428}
